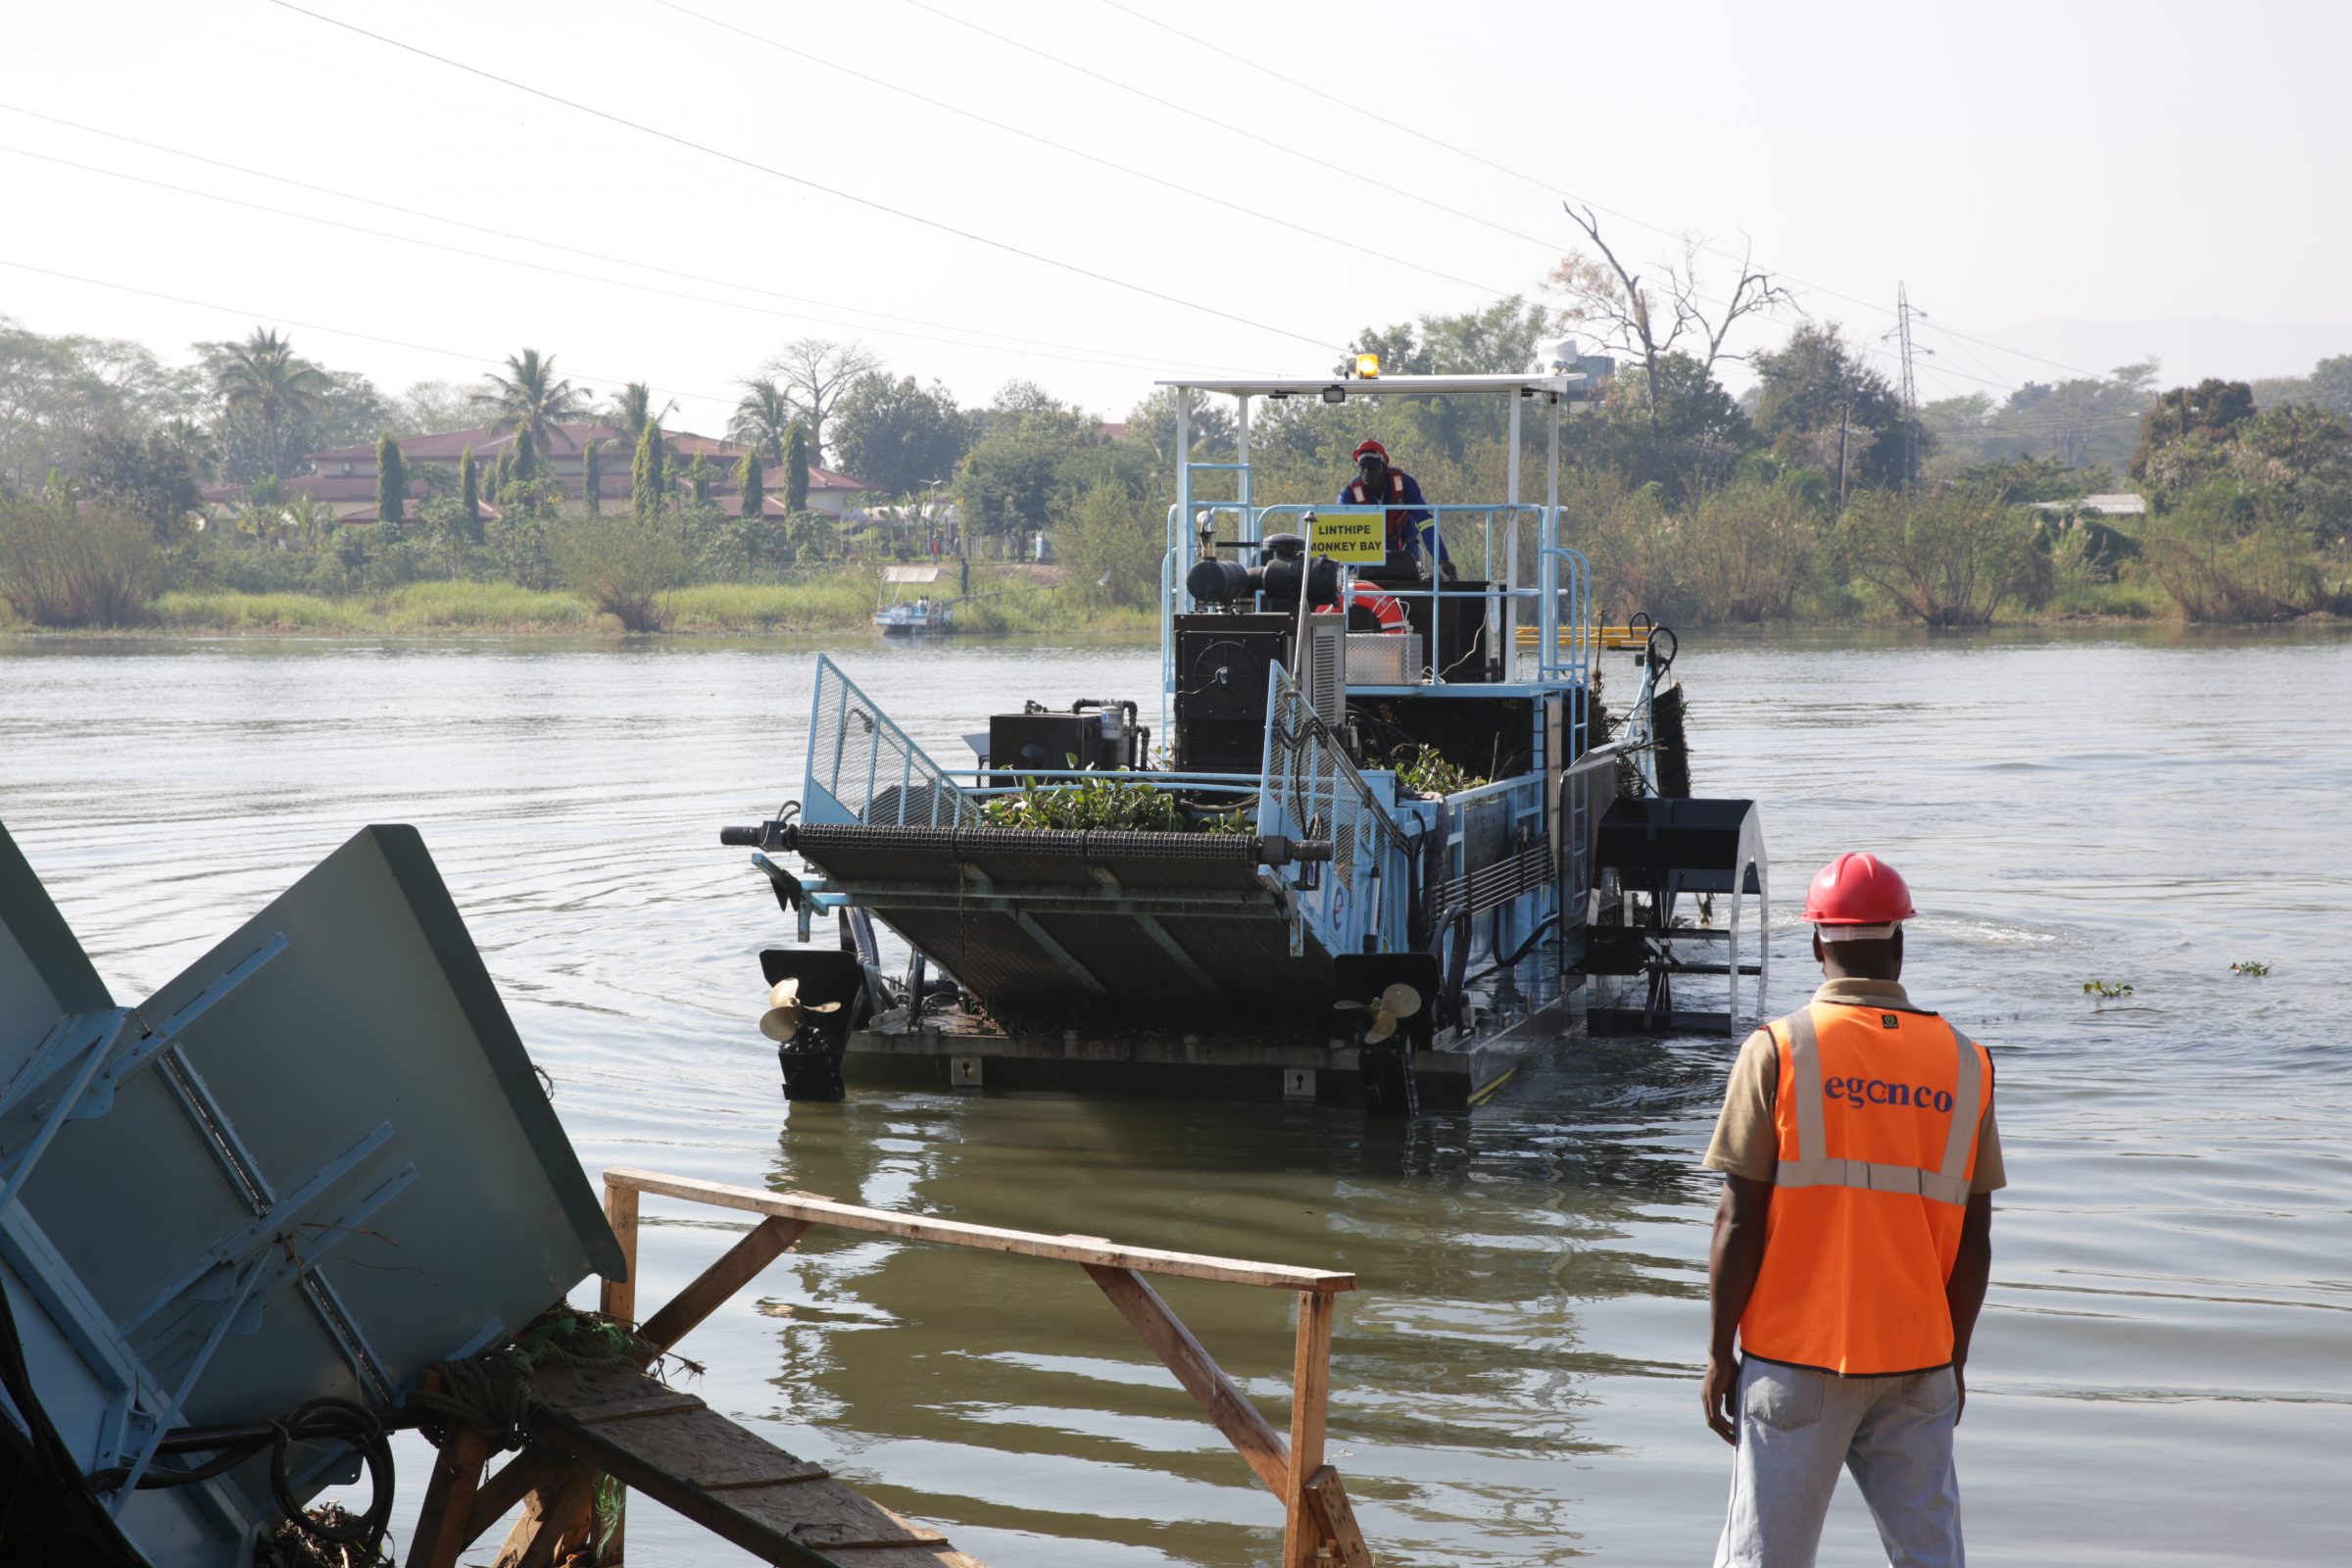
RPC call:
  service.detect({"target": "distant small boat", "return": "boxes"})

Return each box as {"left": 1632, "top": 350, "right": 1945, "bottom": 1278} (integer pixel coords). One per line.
{"left": 873, "top": 564, "right": 952, "bottom": 634}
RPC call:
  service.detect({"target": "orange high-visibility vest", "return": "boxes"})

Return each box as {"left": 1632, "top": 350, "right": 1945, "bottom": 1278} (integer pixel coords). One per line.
{"left": 1739, "top": 1001, "right": 1991, "bottom": 1376}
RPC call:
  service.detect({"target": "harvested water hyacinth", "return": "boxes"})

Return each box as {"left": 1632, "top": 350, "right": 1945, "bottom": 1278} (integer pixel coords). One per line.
{"left": 980, "top": 773, "right": 1250, "bottom": 833}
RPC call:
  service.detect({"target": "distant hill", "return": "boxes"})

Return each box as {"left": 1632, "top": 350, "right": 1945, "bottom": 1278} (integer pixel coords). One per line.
{"left": 1984, "top": 318, "right": 2352, "bottom": 386}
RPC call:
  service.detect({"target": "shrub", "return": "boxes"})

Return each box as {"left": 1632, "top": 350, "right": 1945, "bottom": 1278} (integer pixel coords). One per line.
{"left": 0, "top": 498, "right": 160, "bottom": 627}
{"left": 695, "top": 514, "right": 792, "bottom": 582}
{"left": 1836, "top": 487, "right": 2047, "bottom": 627}
{"left": 1671, "top": 478, "right": 1822, "bottom": 621}
{"left": 1050, "top": 480, "right": 1162, "bottom": 609}
{"left": 485, "top": 514, "right": 556, "bottom": 591}
{"left": 550, "top": 515, "right": 693, "bottom": 631}
{"left": 2139, "top": 481, "right": 2333, "bottom": 620}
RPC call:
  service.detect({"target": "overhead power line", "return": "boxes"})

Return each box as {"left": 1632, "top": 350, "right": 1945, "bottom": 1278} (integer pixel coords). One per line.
{"left": 896, "top": 0, "right": 1567, "bottom": 260}
{"left": 264, "top": 0, "right": 1344, "bottom": 355}
{"left": 0, "top": 144, "right": 1186, "bottom": 377}
{"left": 0, "top": 256, "right": 730, "bottom": 408}
{"left": 650, "top": 0, "right": 1518, "bottom": 302}
{"left": 0, "top": 129, "right": 1185, "bottom": 377}
{"left": 1087, "top": 0, "right": 2115, "bottom": 386}
{"left": 0, "top": 103, "right": 1196, "bottom": 372}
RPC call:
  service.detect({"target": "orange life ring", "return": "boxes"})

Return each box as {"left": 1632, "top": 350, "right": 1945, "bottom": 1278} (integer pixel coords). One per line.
{"left": 1316, "top": 580, "right": 1407, "bottom": 632}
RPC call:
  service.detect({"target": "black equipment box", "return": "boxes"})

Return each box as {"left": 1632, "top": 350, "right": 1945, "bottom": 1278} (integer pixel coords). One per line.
{"left": 1406, "top": 582, "right": 1499, "bottom": 684}
{"left": 988, "top": 709, "right": 1134, "bottom": 783}
{"left": 1172, "top": 612, "right": 1294, "bottom": 774}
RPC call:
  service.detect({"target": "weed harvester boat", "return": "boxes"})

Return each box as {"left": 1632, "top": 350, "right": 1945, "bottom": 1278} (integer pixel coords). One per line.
{"left": 723, "top": 363, "right": 1772, "bottom": 1113}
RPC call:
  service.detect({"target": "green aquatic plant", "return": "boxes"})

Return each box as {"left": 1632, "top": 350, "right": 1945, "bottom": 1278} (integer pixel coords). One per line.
{"left": 1195, "top": 804, "right": 1256, "bottom": 835}
{"left": 1392, "top": 745, "right": 1485, "bottom": 798}
{"left": 979, "top": 768, "right": 1256, "bottom": 835}
{"left": 2082, "top": 979, "right": 2134, "bottom": 1002}
{"left": 2230, "top": 960, "right": 2272, "bottom": 976}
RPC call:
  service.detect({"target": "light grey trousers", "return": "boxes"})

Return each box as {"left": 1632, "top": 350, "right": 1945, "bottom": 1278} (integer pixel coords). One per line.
{"left": 1713, "top": 1356, "right": 1964, "bottom": 1568}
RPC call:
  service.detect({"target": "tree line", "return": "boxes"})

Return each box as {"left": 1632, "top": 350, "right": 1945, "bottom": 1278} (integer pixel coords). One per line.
{"left": 5, "top": 241, "right": 2350, "bottom": 631}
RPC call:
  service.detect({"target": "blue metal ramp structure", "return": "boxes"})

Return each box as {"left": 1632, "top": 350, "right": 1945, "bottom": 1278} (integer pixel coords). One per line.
{"left": 0, "top": 821, "right": 620, "bottom": 1568}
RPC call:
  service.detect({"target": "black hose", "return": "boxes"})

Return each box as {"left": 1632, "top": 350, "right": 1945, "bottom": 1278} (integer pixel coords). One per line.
{"left": 1463, "top": 912, "right": 1563, "bottom": 988}
{"left": 85, "top": 1396, "right": 399, "bottom": 1557}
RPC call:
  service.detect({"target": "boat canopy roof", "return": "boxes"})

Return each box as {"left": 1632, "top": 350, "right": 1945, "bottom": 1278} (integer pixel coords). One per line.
{"left": 1156, "top": 372, "right": 1587, "bottom": 399}
{"left": 881, "top": 564, "right": 946, "bottom": 584}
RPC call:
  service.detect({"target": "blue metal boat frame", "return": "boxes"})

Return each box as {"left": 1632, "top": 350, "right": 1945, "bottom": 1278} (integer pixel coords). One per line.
{"left": 752, "top": 370, "right": 1743, "bottom": 1101}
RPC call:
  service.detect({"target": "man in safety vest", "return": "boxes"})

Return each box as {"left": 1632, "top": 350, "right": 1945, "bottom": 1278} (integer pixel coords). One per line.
{"left": 1702, "top": 853, "right": 2002, "bottom": 1568}
{"left": 1339, "top": 439, "right": 1453, "bottom": 578}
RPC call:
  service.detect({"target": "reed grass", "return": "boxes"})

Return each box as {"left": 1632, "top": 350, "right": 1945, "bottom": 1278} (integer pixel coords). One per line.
{"left": 666, "top": 575, "right": 877, "bottom": 632}
{"left": 383, "top": 581, "right": 594, "bottom": 629}
{"left": 145, "top": 584, "right": 594, "bottom": 633}
{"left": 145, "top": 591, "right": 385, "bottom": 633}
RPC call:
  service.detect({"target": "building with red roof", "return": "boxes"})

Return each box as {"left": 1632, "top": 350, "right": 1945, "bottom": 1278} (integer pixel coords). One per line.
{"left": 275, "top": 423, "right": 878, "bottom": 524}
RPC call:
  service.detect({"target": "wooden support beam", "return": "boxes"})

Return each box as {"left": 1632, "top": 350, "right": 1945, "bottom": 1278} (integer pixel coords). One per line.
{"left": 1303, "top": 1465, "right": 1374, "bottom": 1568}
{"left": 1284, "top": 1291, "right": 1336, "bottom": 1568}
{"left": 638, "top": 1215, "right": 814, "bottom": 1359}
{"left": 404, "top": 1426, "right": 491, "bottom": 1568}
{"left": 1083, "top": 1263, "right": 1291, "bottom": 1497}
{"left": 466, "top": 1451, "right": 569, "bottom": 1544}
{"left": 602, "top": 1178, "right": 640, "bottom": 1325}
{"left": 598, "top": 1173, "right": 642, "bottom": 1568}
{"left": 610, "top": 1167, "right": 1354, "bottom": 1292}
{"left": 491, "top": 1468, "right": 600, "bottom": 1568}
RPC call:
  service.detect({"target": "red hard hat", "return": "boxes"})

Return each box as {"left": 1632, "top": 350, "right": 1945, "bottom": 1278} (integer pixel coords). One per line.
{"left": 1352, "top": 439, "right": 1389, "bottom": 462}
{"left": 1801, "top": 852, "right": 1917, "bottom": 925}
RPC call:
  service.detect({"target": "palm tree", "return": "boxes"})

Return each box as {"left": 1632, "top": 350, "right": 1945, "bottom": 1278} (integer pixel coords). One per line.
{"left": 474, "top": 349, "right": 588, "bottom": 456}
{"left": 604, "top": 381, "right": 676, "bottom": 444}
{"left": 730, "top": 379, "right": 795, "bottom": 465}
{"left": 213, "top": 327, "right": 330, "bottom": 479}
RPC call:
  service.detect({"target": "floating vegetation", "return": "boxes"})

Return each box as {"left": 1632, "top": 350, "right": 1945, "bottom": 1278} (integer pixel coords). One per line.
{"left": 2230, "top": 960, "right": 2273, "bottom": 976}
{"left": 981, "top": 773, "right": 1250, "bottom": 833}
{"left": 2082, "top": 979, "right": 2135, "bottom": 1001}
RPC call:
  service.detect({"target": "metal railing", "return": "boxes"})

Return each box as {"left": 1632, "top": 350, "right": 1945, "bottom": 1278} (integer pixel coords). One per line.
{"left": 802, "top": 653, "right": 981, "bottom": 827}
{"left": 1535, "top": 544, "right": 1592, "bottom": 687}
{"left": 1259, "top": 662, "right": 1409, "bottom": 957}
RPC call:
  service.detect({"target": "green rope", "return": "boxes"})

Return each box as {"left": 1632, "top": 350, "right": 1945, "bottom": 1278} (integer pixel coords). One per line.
{"left": 407, "top": 1307, "right": 655, "bottom": 1452}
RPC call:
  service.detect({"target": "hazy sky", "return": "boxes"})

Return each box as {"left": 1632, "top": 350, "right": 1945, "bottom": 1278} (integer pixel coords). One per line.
{"left": 6, "top": 0, "right": 2346, "bottom": 441}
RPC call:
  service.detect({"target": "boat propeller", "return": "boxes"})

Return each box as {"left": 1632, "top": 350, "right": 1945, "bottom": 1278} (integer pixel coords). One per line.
{"left": 759, "top": 976, "right": 842, "bottom": 1043}
{"left": 1333, "top": 982, "right": 1423, "bottom": 1045}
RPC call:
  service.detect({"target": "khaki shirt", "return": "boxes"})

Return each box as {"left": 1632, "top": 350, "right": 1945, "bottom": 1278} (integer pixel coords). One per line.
{"left": 1702, "top": 978, "right": 2007, "bottom": 1193}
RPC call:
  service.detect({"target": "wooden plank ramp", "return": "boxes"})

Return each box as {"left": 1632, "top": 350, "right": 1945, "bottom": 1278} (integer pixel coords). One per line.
{"left": 524, "top": 1359, "right": 985, "bottom": 1568}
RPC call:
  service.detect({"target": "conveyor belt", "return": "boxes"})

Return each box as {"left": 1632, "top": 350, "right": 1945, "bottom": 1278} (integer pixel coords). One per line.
{"left": 793, "top": 824, "right": 1332, "bottom": 1014}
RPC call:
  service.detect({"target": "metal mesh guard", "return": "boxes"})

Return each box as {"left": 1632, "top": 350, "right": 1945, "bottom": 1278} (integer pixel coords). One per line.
{"left": 806, "top": 656, "right": 982, "bottom": 827}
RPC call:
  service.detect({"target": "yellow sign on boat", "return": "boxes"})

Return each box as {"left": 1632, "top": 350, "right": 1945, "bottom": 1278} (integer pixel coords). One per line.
{"left": 1307, "top": 507, "right": 1388, "bottom": 564}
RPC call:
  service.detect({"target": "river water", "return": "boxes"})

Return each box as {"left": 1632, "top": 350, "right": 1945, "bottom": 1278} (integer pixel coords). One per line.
{"left": 3, "top": 627, "right": 2347, "bottom": 1567}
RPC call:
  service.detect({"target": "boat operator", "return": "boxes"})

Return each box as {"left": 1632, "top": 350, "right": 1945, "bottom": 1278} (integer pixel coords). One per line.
{"left": 1700, "top": 852, "right": 2002, "bottom": 1568}
{"left": 1340, "top": 439, "right": 1453, "bottom": 579}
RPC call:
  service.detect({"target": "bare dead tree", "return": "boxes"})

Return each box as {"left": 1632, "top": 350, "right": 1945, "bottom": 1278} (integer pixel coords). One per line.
{"left": 1544, "top": 204, "right": 1790, "bottom": 428}
{"left": 760, "top": 339, "right": 882, "bottom": 462}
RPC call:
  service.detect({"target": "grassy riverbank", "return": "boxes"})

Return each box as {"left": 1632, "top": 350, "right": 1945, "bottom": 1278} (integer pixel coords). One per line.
{"left": 5, "top": 573, "right": 2310, "bottom": 640}
{"left": 0, "top": 576, "right": 1158, "bottom": 638}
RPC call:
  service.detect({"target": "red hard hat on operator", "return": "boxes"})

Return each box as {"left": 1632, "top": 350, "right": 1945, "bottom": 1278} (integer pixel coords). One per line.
{"left": 1801, "top": 852, "right": 1917, "bottom": 925}
{"left": 1352, "top": 439, "right": 1390, "bottom": 463}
